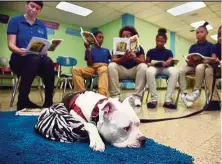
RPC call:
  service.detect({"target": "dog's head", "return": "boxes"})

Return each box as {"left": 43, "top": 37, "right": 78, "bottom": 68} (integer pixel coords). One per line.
{"left": 97, "top": 98, "right": 146, "bottom": 148}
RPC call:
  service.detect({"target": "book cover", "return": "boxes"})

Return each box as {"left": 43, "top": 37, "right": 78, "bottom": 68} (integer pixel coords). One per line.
{"left": 80, "top": 27, "right": 99, "bottom": 46}
{"left": 26, "top": 37, "right": 63, "bottom": 55}
{"left": 113, "top": 35, "right": 140, "bottom": 55}
{"left": 15, "top": 108, "right": 45, "bottom": 116}
{"left": 184, "top": 53, "right": 214, "bottom": 65}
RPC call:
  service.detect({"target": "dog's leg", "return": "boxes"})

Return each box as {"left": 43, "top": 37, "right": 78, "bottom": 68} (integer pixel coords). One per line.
{"left": 83, "top": 122, "right": 105, "bottom": 152}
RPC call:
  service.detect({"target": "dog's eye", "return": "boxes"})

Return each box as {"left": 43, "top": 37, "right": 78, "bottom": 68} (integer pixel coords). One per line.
{"left": 123, "top": 125, "right": 130, "bottom": 132}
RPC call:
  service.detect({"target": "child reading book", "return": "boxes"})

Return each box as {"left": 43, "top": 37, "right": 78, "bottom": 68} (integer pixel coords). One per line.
{"left": 146, "top": 28, "right": 179, "bottom": 109}
{"left": 80, "top": 27, "right": 99, "bottom": 46}
{"left": 113, "top": 35, "right": 140, "bottom": 55}
{"left": 108, "top": 25, "right": 147, "bottom": 105}
{"left": 73, "top": 31, "right": 111, "bottom": 96}
{"left": 178, "top": 22, "right": 215, "bottom": 107}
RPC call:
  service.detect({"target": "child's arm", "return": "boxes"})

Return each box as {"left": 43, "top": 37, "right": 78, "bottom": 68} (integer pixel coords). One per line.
{"left": 146, "top": 56, "right": 152, "bottom": 66}
{"left": 84, "top": 43, "right": 93, "bottom": 66}
{"left": 163, "top": 57, "right": 173, "bottom": 67}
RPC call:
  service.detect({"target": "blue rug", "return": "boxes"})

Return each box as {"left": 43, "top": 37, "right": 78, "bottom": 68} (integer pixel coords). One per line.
{"left": 0, "top": 112, "right": 194, "bottom": 164}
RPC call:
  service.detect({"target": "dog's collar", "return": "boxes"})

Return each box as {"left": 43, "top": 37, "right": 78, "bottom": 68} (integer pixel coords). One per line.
{"left": 90, "top": 98, "right": 108, "bottom": 125}
{"left": 69, "top": 93, "right": 88, "bottom": 122}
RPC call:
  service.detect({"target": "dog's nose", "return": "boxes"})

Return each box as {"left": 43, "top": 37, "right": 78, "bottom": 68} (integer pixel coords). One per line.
{"left": 138, "top": 136, "right": 146, "bottom": 146}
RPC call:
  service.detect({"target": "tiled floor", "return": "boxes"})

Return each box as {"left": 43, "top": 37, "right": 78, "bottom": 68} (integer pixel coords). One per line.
{"left": 0, "top": 87, "right": 221, "bottom": 164}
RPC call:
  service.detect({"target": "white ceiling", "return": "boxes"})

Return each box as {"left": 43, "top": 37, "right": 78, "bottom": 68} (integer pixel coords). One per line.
{"left": 0, "top": 1, "right": 221, "bottom": 43}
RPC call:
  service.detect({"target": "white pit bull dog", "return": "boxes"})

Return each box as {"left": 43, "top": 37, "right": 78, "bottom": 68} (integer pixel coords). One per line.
{"left": 35, "top": 91, "right": 146, "bottom": 152}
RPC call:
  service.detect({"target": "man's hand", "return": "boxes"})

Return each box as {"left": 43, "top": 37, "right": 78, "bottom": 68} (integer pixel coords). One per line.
{"left": 19, "top": 48, "right": 27, "bottom": 56}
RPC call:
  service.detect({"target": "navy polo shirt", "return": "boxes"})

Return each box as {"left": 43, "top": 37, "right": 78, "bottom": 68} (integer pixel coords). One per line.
{"left": 7, "top": 15, "right": 47, "bottom": 60}
{"left": 85, "top": 47, "right": 111, "bottom": 64}
{"left": 146, "top": 47, "right": 173, "bottom": 61}
{"left": 213, "top": 43, "right": 221, "bottom": 60}
{"left": 189, "top": 41, "right": 214, "bottom": 57}
{"left": 117, "top": 46, "right": 144, "bottom": 69}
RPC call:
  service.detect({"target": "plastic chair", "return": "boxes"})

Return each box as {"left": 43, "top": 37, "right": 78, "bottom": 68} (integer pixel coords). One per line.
{"left": 55, "top": 56, "right": 77, "bottom": 98}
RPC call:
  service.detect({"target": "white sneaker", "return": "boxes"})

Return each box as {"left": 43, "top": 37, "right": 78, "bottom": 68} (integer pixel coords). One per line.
{"left": 186, "top": 90, "right": 200, "bottom": 102}
{"left": 181, "top": 93, "right": 193, "bottom": 108}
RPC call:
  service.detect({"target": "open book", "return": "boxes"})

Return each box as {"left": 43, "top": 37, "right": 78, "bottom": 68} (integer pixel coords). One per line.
{"left": 15, "top": 108, "right": 45, "bottom": 116}
{"left": 184, "top": 53, "right": 215, "bottom": 65}
{"left": 80, "top": 27, "right": 99, "bottom": 45}
{"left": 26, "top": 37, "right": 63, "bottom": 55}
{"left": 151, "top": 59, "right": 179, "bottom": 66}
{"left": 113, "top": 35, "right": 140, "bottom": 55}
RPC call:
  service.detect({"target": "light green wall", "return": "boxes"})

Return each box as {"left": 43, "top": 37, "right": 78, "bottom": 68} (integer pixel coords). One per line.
{"left": 98, "top": 18, "right": 122, "bottom": 52}
{"left": 175, "top": 35, "right": 192, "bottom": 67}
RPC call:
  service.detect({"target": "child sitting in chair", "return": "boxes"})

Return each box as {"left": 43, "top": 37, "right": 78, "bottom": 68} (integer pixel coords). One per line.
{"left": 146, "top": 28, "right": 179, "bottom": 109}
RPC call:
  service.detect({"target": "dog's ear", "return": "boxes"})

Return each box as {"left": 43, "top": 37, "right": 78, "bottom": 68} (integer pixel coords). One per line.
{"left": 99, "top": 101, "right": 115, "bottom": 120}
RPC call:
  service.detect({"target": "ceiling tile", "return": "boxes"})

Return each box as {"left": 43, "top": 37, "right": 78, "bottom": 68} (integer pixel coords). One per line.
{"left": 120, "top": 2, "right": 155, "bottom": 15}
{"left": 156, "top": 2, "right": 186, "bottom": 10}
{"left": 135, "top": 6, "right": 164, "bottom": 19}
{"left": 105, "top": 2, "right": 134, "bottom": 10}
{"left": 208, "top": 2, "right": 221, "bottom": 11}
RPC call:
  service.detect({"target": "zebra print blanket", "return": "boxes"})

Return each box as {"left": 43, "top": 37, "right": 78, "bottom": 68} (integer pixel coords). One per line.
{"left": 34, "top": 103, "right": 89, "bottom": 143}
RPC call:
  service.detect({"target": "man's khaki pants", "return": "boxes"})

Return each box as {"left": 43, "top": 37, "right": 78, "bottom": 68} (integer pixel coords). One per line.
{"left": 72, "top": 63, "right": 108, "bottom": 96}
{"left": 179, "top": 64, "right": 208, "bottom": 93}
{"left": 146, "top": 66, "right": 179, "bottom": 102}
{"left": 108, "top": 62, "right": 147, "bottom": 98}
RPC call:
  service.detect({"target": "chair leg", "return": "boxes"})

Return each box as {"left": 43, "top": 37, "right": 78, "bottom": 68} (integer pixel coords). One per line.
{"left": 146, "top": 89, "right": 149, "bottom": 103}
{"left": 62, "top": 78, "right": 68, "bottom": 98}
{"left": 37, "top": 77, "right": 44, "bottom": 102}
{"left": 203, "top": 79, "right": 209, "bottom": 104}
{"left": 10, "top": 77, "right": 19, "bottom": 107}
{"left": 90, "top": 77, "right": 94, "bottom": 90}
{"left": 175, "top": 88, "right": 181, "bottom": 106}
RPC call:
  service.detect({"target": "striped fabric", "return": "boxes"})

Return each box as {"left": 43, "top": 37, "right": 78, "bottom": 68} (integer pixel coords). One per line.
{"left": 34, "top": 103, "right": 89, "bottom": 143}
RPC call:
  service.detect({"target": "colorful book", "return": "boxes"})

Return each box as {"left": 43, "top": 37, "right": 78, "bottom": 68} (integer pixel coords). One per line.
{"left": 113, "top": 35, "right": 140, "bottom": 55}
{"left": 26, "top": 37, "right": 63, "bottom": 55}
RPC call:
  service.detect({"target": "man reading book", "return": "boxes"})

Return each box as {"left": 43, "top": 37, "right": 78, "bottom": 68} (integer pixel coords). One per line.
{"left": 72, "top": 31, "right": 111, "bottom": 96}
{"left": 7, "top": 1, "right": 55, "bottom": 111}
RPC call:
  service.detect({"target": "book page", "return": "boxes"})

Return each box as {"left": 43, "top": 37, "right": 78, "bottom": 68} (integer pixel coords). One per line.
{"left": 171, "top": 59, "right": 179, "bottom": 65}
{"left": 113, "top": 37, "right": 129, "bottom": 55}
{"left": 26, "top": 37, "right": 51, "bottom": 55}
{"left": 129, "top": 35, "right": 140, "bottom": 52}
{"left": 80, "top": 27, "right": 98, "bottom": 45}
{"left": 48, "top": 39, "right": 63, "bottom": 51}
{"left": 151, "top": 60, "right": 164, "bottom": 66}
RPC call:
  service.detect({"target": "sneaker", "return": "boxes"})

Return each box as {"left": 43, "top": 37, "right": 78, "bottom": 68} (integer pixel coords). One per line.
{"left": 147, "top": 101, "right": 158, "bottom": 109}
{"left": 181, "top": 93, "right": 193, "bottom": 108}
{"left": 203, "top": 101, "right": 221, "bottom": 111}
{"left": 186, "top": 90, "right": 200, "bottom": 102}
{"left": 163, "top": 102, "right": 177, "bottom": 109}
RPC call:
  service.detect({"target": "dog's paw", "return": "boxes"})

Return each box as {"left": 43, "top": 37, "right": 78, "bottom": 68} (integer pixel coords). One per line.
{"left": 89, "top": 138, "right": 105, "bottom": 152}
